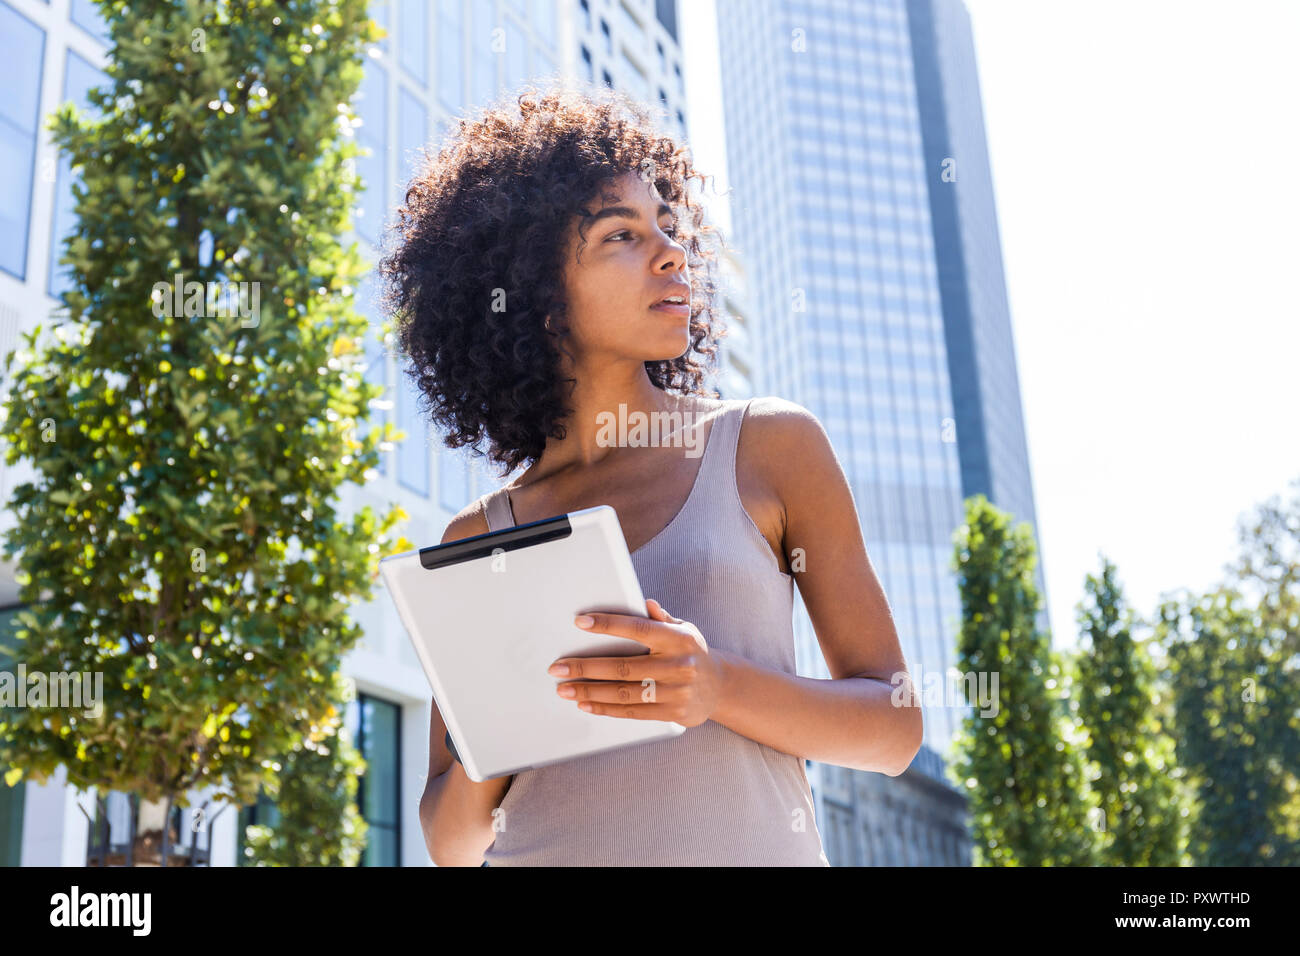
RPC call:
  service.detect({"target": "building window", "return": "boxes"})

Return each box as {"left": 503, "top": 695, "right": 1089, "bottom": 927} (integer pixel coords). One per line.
{"left": 48, "top": 51, "right": 107, "bottom": 300}
{"left": 437, "top": 0, "right": 463, "bottom": 112}
{"left": 472, "top": 0, "right": 497, "bottom": 105}
{"left": 346, "top": 693, "right": 402, "bottom": 866}
{"left": 616, "top": 0, "right": 642, "bottom": 38}
{"left": 69, "top": 0, "right": 110, "bottom": 44}
{"left": 371, "top": 0, "right": 390, "bottom": 53}
{"left": 654, "top": 0, "right": 678, "bottom": 42}
{"left": 580, "top": 45, "right": 593, "bottom": 84}
{"left": 620, "top": 49, "right": 648, "bottom": 103}
{"left": 0, "top": 3, "right": 44, "bottom": 280}
{"left": 399, "top": 0, "right": 428, "bottom": 85}
{"left": 396, "top": 373, "right": 430, "bottom": 496}
{"left": 355, "top": 62, "right": 389, "bottom": 247}
{"left": 656, "top": 40, "right": 665, "bottom": 73}
{"left": 398, "top": 87, "right": 428, "bottom": 187}
{"left": 579, "top": 0, "right": 591, "bottom": 31}
{"left": 0, "top": 605, "right": 26, "bottom": 866}
{"left": 357, "top": 272, "right": 389, "bottom": 478}
{"left": 535, "top": 47, "right": 556, "bottom": 81}
{"left": 0, "top": 775, "right": 22, "bottom": 867}
{"left": 602, "top": 69, "right": 613, "bottom": 89}
{"left": 532, "top": 0, "right": 558, "bottom": 46}
{"left": 439, "top": 447, "right": 470, "bottom": 512}
{"left": 236, "top": 789, "right": 282, "bottom": 865}
{"left": 505, "top": 18, "right": 527, "bottom": 91}
{"left": 600, "top": 18, "right": 611, "bottom": 54}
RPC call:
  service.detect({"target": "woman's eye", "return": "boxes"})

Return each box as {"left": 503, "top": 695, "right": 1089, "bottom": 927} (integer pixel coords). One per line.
{"left": 607, "top": 224, "right": 678, "bottom": 241}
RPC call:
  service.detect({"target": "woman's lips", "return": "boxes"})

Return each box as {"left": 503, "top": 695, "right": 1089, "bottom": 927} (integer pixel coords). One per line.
{"left": 650, "top": 302, "right": 690, "bottom": 318}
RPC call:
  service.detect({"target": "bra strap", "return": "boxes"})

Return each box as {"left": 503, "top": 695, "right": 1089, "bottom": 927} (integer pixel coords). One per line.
{"left": 483, "top": 486, "right": 516, "bottom": 531}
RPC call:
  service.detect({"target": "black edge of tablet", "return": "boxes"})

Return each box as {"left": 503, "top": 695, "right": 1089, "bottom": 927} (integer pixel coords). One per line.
{"left": 418, "top": 514, "right": 573, "bottom": 570}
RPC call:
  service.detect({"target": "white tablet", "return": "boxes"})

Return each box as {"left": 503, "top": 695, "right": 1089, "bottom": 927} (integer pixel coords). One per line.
{"left": 379, "top": 504, "right": 686, "bottom": 782}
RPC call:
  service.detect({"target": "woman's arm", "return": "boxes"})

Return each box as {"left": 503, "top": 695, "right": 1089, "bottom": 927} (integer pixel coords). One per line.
{"left": 548, "top": 399, "right": 925, "bottom": 775}
{"left": 707, "top": 397, "right": 923, "bottom": 776}
{"left": 419, "top": 705, "right": 513, "bottom": 866}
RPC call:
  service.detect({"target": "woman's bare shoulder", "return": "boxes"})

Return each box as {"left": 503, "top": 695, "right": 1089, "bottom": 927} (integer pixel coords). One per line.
{"left": 737, "top": 396, "right": 837, "bottom": 487}
{"left": 441, "top": 495, "right": 493, "bottom": 544}
{"left": 736, "top": 395, "right": 824, "bottom": 437}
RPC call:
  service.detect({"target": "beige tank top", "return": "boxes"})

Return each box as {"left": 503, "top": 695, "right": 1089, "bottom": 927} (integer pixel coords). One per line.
{"left": 477, "top": 397, "right": 829, "bottom": 866}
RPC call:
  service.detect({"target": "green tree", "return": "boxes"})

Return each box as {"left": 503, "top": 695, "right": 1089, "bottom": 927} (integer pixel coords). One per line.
{"left": 1074, "top": 555, "right": 1185, "bottom": 864}
{"left": 240, "top": 674, "right": 368, "bottom": 866}
{"left": 1231, "top": 476, "right": 1300, "bottom": 658}
{"left": 1230, "top": 477, "right": 1300, "bottom": 849}
{"left": 0, "top": 0, "right": 406, "bottom": 864}
{"left": 1150, "top": 480, "right": 1300, "bottom": 866}
{"left": 950, "top": 495, "right": 1095, "bottom": 865}
{"left": 1156, "top": 589, "right": 1298, "bottom": 864}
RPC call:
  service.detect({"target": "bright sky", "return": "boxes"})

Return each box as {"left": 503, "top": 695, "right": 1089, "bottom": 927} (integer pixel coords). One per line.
{"left": 684, "top": 0, "right": 1300, "bottom": 648}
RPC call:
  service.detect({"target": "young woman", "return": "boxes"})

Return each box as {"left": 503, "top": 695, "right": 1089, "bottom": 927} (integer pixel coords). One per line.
{"left": 379, "top": 87, "right": 921, "bottom": 867}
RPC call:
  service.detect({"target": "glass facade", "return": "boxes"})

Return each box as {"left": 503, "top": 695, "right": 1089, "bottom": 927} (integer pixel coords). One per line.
{"left": 345, "top": 693, "right": 401, "bottom": 866}
{"left": 619, "top": 48, "right": 649, "bottom": 103}
{"left": 398, "top": 0, "right": 428, "bottom": 85}
{"left": 719, "top": 0, "right": 966, "bottom": 754}
{"left": 68, "top": 0, "right": 108, "bottom": 44}
{"left": 371, "top": 0, "right": 389, "bottom": 53}
{"left": 48, "top": 51, "right": 107, "bottom": 300}
{"left": 357, "top": 269, "right": 390, "bottom": 479}
{"left": 0, "top": 605, "right": 25, "bottom": 866}
{"left": 438, "top": 446, "right": 471, "bottom": 514}
{"left": 236, "top": 790, "right": 282, "bottom": 865}
{"left": 355, "top": 62, "right": 389, "bottom": 247}
{"left": 395, "top": 370, "right": 430, "bottom": 496}
{"left": 0, "top": 1, "right": 44, "bottom": 280}
{"left": 471, "top": 0, "right": 497, "bottom": 107}
{"left": 907, "top": 0, "right": 1048, "bottom": 621}
{"left": 437, "top": 0, "right": 463, "bottom": 112}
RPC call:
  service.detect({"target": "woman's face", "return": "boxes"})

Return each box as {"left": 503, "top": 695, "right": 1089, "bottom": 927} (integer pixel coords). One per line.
{"left": 555, "top": 169, "right": 692, "bottom": 365}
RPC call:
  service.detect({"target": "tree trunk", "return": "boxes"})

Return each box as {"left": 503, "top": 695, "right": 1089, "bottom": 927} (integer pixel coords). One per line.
{"left": 131, "top": 796, "right": 172, "bottom": 866}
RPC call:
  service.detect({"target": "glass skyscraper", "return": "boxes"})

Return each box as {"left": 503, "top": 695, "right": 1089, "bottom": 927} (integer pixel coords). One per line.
{"left": 716, "top": 0, "right": 1044, "bottom": 865}
{"left": 907, "top": 0, "right": 1048, "bottom": 616}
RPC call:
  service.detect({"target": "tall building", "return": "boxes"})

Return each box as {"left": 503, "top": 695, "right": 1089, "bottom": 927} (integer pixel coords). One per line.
{"left": 715, "top": 247, "right": 759, "bottom": 398}
{"left": 906, "top": 0, "right": 1048, "bottom": 616}
{"left": 0, "top": 0, "right": 692, "bottom": 866}
{"left": 716, "top": 0, "right": 1044, "bottom": 865}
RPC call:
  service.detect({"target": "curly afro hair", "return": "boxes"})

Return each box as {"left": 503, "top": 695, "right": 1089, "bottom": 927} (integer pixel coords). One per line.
{"left": 376, "top": 84, "right": 726, "bottom": 479}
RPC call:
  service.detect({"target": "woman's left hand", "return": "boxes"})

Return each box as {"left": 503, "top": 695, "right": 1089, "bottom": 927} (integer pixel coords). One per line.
{"left": 548, "top": 598, "right": 729, "bottom": 727}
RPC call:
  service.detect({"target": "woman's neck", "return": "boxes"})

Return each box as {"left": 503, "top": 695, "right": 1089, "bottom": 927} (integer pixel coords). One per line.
{"left": 517, "top": 370, "right": 709, "bottom": 485}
